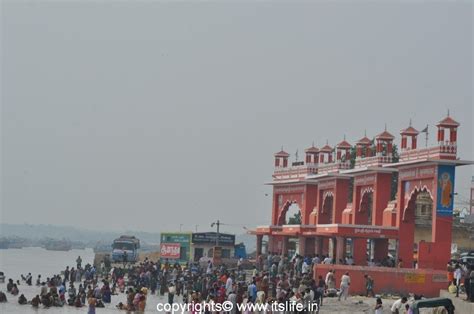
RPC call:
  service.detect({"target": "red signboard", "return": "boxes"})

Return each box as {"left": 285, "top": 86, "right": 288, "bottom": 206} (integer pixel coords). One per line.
{"left": 160, "top": 243, "right": 181, "bottom": 259}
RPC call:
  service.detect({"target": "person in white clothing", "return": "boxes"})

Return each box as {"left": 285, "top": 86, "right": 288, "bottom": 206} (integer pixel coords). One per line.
{"left": 375, "top": 297, "right": 383, "bottom": 314}
{"left": 301, "top": 261, "right": 310, "bottom": 275}
{"left": 390, "top": 296, "right": 407, "bottom": 314}
{"left": 454, "top": 265, "right": 462, "bottom": 297}
{"left": 338, "top": 272, "right": 350, "bottom": 301}
{"left": 227, "top": 290, "right": 237, "bottom": 314}
{"left": 206, "top": 261, "right": 213, "bottom": 275}
{"left": 225, "top": 275, "right": 234, "bottom": 295}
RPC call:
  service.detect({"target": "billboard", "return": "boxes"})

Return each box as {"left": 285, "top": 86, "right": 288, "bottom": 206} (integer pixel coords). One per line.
{"left": 192, "top": 232, "right": 235, "bottom": 246}
{"left": 160, "top": 233, "right": 191, "bottom": 263}
{"left": 436, "top": 165, "right": 455, "bottom": 216}
{"left": 160, "top": 243, "right": 181, "bottom": 259}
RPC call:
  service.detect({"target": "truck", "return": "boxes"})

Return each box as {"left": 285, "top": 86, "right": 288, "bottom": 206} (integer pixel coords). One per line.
{"left": 111, "top": 235, "right": 140, "bottom": 263}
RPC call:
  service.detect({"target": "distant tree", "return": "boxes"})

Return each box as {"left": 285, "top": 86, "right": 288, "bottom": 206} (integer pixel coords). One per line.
{"left": 390, "top": 144, "right": 400, "bottom": 200}
{"left": 287, "top": 212, "right": 301, "bottom": 225}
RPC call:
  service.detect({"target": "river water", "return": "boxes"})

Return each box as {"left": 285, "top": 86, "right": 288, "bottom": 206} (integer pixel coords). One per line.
{"left": 0, "top": 247, "right": 167, "bottom": 313}
{"left": 0, "top": 247, "right": 96, "bottom": 280}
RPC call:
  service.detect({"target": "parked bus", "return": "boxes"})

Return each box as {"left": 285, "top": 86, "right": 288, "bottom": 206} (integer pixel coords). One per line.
{"left": 111, "top": 235, "right": 140, "bottom": 263}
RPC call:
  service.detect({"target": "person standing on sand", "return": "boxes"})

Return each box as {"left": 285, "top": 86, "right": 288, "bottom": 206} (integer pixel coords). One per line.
{"left": 338, "top": 272, "right": 350, "bottom": 301}
{"left": 316, "top": 275, "right": 326, "bottom": 306}
{"left": 76, "top": 256, "right": 82, "bottom": 269}
{"left": 454, "top": 264, "right": 462, "bottom": 297}
{"left": 364, "top": 274, "right": 374, "bottom": 297}
{"left": 247, "top": 280, "right": 257, "bottom": 303}
{"left": 168, "top": 282, "right": 176, "bottom": 305}
{"left": 87, "top": 296, "right": 96, "bottom": 314}
{"left": 325, "top": 269, "right": 335, "bottom": 290}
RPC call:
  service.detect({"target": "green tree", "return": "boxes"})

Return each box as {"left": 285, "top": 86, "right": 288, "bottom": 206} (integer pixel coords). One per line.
{"left": 390, "top": 144, "right": 400, "bottom": 200}
{"left": 287, "top": 211, "right": 301, "bottom": 225}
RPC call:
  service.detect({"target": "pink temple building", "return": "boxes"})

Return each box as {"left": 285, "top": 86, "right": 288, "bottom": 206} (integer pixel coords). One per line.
{"left": 251, "top": 113, "right": 472, "bottom": 272}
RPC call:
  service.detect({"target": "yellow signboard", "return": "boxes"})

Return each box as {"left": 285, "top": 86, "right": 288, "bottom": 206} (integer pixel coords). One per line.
{"left": 404, "top": 273, "right": 426, "bottom": 284}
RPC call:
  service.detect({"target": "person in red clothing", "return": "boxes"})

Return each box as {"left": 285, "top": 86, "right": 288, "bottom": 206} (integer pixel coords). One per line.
{"left": 217, "top": 283, "right": 226, "bottom": 304}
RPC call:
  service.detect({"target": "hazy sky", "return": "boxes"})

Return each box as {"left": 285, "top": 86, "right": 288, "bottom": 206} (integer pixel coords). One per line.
{"left": 1, "top": 1, "right": 473, "bottom": 234}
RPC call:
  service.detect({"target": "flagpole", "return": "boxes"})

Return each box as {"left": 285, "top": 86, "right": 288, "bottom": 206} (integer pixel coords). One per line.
{"left": 425, "top": 125, "right": 429, "bottom": 147}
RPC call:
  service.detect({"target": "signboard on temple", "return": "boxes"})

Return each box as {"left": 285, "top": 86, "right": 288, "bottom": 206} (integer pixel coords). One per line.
{"left": 160, "top": 243, "right": 181, "bottom": 259}
{"left": 436, "top": 165, "right": 455, "bottom": 216}
{"left": 404, "top": 273, "right": 425, "bottom": 284}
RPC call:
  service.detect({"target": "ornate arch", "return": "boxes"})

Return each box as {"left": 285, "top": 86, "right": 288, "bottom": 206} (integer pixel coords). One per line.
{"left": 402, "top": 184, "right": 434, "bottom": 221}
{"left": 358, "top": 187, "right": 374, "bottom": 212}
{"left": 321, "top": 191, "right": 334, "bottom": 214}
{"left": 277, "top": 200, "right": 301, "bottom": 225}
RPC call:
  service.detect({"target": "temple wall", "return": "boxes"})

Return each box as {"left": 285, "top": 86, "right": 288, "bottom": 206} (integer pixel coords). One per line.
{"left": 314, "top": 264, "right": 449, "bottom": 297}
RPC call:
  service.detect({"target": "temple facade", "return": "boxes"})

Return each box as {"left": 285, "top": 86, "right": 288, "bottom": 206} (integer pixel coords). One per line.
{"left": 251, "top": 113, "right": 472, "bottom": 270}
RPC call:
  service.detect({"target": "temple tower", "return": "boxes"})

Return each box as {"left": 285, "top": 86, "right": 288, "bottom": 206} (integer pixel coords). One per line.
{"left": 393, "top": 114, "right": 467, "bottom": 270}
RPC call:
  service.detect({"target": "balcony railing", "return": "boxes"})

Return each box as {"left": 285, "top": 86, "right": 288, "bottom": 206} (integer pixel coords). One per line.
{"left": 355, "top": 155, "right": 392, "bottom": 168}
{"left": 400, "top": 143, "right": 457, "bottom": 162}
{"left": 317, "top": 160, "right": 351, "bottom": 174}
{"left": 273, "top": 158, "right": 355, "bottom": 180}
{"left": 273, "top": 163, "right": 318, "bottom": 180}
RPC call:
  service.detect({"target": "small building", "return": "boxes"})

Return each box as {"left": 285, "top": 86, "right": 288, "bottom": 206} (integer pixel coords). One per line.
{"left": 191, "top": 232, "right": 236, "bottom": 261}
{"left": 160, "top": 231, "right": 236, "bottom": 264}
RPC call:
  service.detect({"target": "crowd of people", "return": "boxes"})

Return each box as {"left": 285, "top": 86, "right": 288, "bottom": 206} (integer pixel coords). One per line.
{"left": 1, "top": 258, "right": 114, "bottom": 313}
{"left": 0, "top": 252, "right": 469, "bottom": 313}
{"left": 446, "top": 260, "right": 474, "bottom": 301}
{"left": 0, "top": 252, "right": 365, "bottom": 313}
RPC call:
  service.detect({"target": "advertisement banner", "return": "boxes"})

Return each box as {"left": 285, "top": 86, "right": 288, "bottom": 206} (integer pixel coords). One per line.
{"left": 160, "top": 243, "right": 181, "bottom": 259}
{"left": 436, "top": 165, "right": 455, "bottom": 216}
{"left": 192, "top": 232, "right": 235, "bottom": 246}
